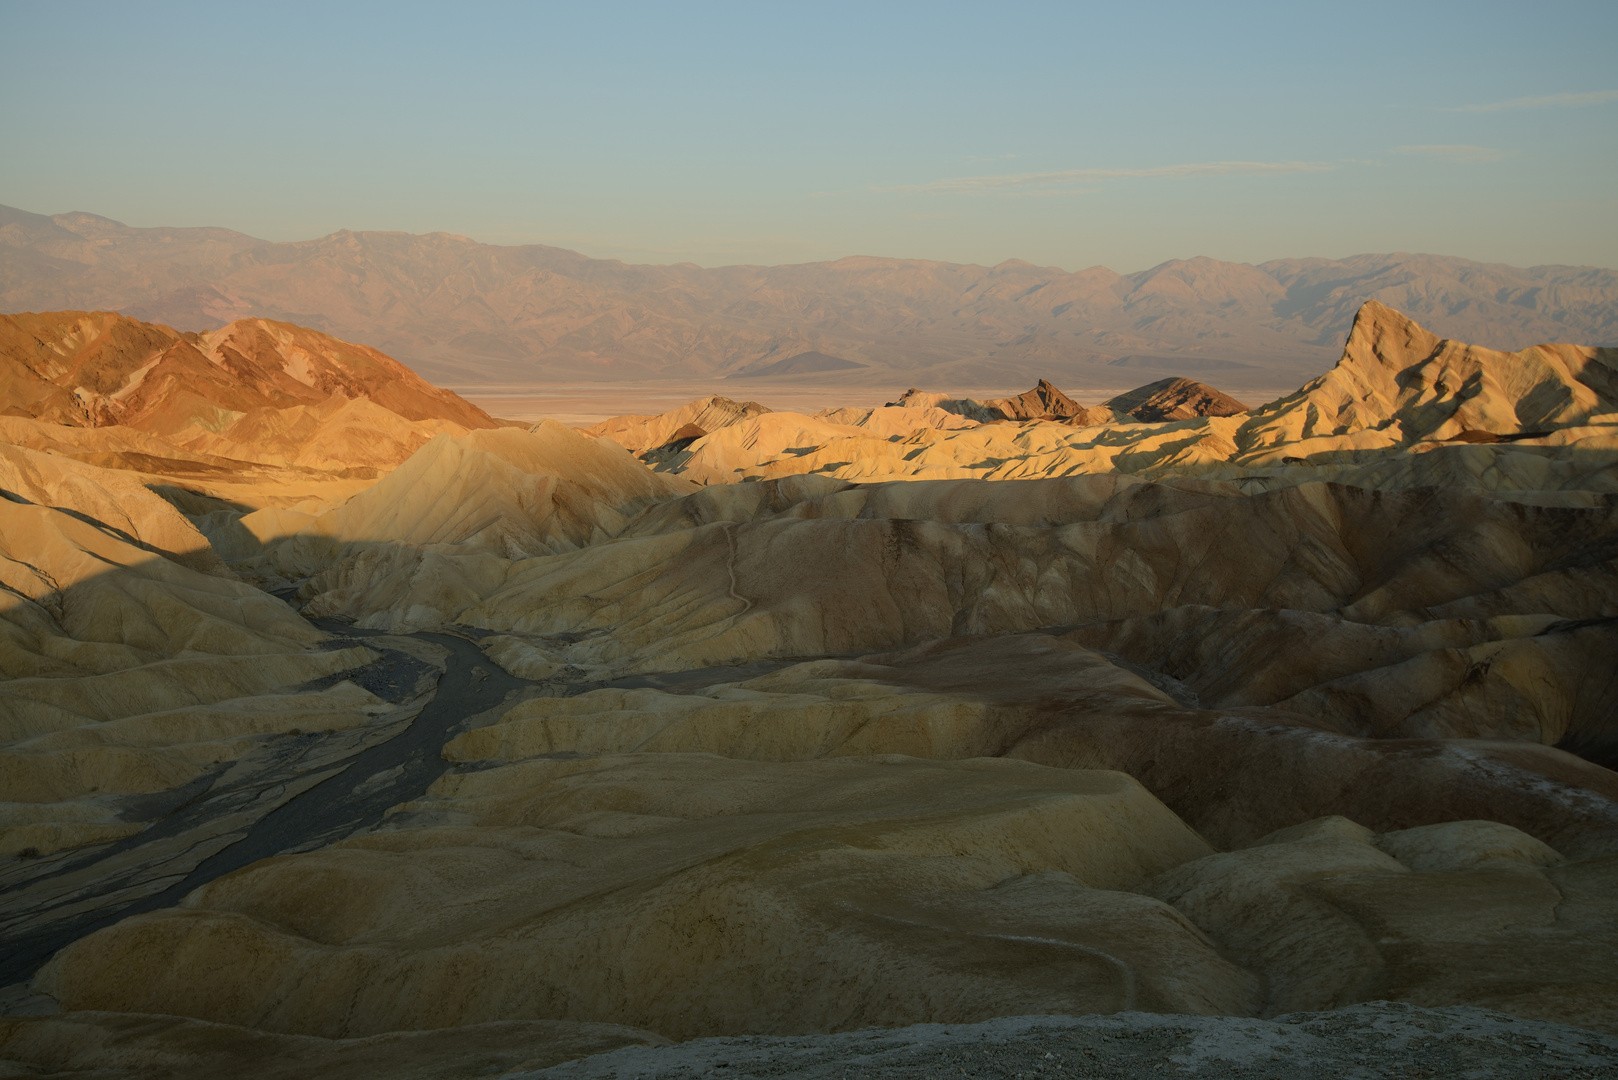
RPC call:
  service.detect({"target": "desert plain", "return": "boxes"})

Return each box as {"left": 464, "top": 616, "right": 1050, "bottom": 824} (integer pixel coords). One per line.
{"left": 0, "top": 277, "right": 1616, "bottom": 1077}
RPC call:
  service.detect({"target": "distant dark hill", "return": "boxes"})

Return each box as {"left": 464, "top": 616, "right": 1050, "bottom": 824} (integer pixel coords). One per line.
{"left": 727, "top": 351, "right": 865, "bottom": 379}
{"left": 3, "top": 203, "right": 1615, "bottom": 390}
{"left": 982, "top": 378, "right": 1100, "bottom": 424}
{"left": 1106, "top": 377, "right": 1250, "bottom": 422}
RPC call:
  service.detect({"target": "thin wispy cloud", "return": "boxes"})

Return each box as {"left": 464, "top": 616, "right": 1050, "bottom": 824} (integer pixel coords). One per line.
{"left": 1439, "top": 89, "right": 1618, "bottom": 113}
{"left": 1395, "top": 144, "right": 1505, "bottom": 163}
{"left": 878, "top": 160, "right": 1332, "bottom": 196}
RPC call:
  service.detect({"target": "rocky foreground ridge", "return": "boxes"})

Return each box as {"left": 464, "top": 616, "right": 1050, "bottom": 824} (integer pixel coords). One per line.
{"left": 0, "top": 301, "right": 1615, "bottom": 1077}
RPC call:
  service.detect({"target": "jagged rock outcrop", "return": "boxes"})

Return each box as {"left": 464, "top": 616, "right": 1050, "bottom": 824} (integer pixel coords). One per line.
{"left": 1243, "top": 299, "right": 1618, "bottom": 448}
{"left": 882, "top": 388, "right": 1004, "bottom": 423}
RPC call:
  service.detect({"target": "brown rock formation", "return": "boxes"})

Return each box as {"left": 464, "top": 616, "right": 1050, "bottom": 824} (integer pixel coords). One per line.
{"left": 1106, "top": 377, "right": 1249, "bottom": 421}
{"left": 983, "top": 379, "right": 1099, "bottom": 424}
{"left": 0, "top": 311, "right": 496, "bottom": 434}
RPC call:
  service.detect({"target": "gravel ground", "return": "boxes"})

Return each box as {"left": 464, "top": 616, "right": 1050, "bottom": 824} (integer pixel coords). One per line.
{"left": 525, "top": 1003, "right": 1618, "bottom": 1080}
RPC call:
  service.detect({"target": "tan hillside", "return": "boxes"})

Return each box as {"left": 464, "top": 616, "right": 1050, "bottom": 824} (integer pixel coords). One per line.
{"left": 0, "top": 311, "right": 494, "bottom": 432}
{"left": 0, "top": 491, "right": 381, "bottom": 857}
{"left": 579, "top": 395, "right": 770, "bottom": 454}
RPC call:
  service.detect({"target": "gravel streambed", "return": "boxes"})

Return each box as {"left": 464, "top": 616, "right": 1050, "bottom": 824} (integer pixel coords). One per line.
{"left": 527, "top": 1003, "right": 1617, "bottom": 1080}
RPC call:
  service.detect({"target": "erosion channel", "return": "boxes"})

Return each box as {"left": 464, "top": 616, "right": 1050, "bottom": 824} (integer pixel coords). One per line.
{"left": 0, "top": 617, "right": 685, "bottom": 992}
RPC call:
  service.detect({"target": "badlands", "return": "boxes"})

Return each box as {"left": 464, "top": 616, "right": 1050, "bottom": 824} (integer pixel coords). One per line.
{"left": 0, "top": 300, "right": 1616, "bottom": 1077}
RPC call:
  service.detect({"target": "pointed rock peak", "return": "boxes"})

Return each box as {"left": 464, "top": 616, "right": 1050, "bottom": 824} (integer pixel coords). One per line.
{"left": 985, "top": 379, "right": 1091, "bottom": 423}
{"left": 1249, "top": 298, "right": 1615, "bottom": 444}
{"left": 1339, "top": 300, "right": 1443, "bottom": 371}
{"left": 1349, "top": 298, "right": 1420, "bottom": 332}
{"left": 1027, "top": 379, "right": 1081, "bottom": 409}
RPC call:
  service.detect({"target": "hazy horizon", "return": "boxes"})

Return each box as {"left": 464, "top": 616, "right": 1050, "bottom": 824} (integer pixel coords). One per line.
{"left": 14, "top": 200, "right": 1618, "bottom": 277}
{"left": 3, "top": 1, "right": 1615, "bottom": 274}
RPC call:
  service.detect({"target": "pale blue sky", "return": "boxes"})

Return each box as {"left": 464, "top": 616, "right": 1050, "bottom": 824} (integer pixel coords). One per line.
{"left": 2, "top": 1, "right": 1615, "bottom": 271}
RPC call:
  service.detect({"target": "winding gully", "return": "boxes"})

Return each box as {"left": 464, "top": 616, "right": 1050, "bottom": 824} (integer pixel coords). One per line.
{"left": 0, "top": 619, "right": 531, "bottom": 991}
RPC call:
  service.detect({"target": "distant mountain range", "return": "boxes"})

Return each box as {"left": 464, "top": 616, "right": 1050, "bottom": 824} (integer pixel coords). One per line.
{"left": 2, "top": 203, "right": 1614, "bottom": 390}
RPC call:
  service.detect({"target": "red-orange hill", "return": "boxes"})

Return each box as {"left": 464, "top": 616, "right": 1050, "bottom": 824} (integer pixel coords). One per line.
{"left": 0, "top": 310, "right": 497, "bottom": 435}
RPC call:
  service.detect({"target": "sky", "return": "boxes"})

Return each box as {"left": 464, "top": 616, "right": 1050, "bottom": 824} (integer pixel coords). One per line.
{"left": 2, "top": 1, "right": 1615, "bottom": 272}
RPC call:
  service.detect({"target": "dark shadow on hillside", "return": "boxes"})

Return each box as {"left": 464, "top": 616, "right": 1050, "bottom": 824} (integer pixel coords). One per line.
{"left": 5, "top": 464, "right": 1618, "bottom": 990}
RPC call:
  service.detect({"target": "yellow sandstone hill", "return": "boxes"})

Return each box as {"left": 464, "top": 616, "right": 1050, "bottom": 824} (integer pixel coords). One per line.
{"left": 579, "top": 395, "right": 771, "bottom": 455}
{"left": 1239, "top": 298, "right": 1618, "bottom": 449}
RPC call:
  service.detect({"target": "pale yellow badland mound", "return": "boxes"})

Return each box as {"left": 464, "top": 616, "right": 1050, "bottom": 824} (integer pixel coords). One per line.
{"left": 6, "top": 301, "right": 1618, "bottom": 1075}
{"left": 235, "top": 422, "right": 697, "bottom": 628}
{"left": 0, "top": 440, "right": 226, "bottom": 574}
{"left": 337, "top": 474, "right": 1615, "bottom": 689}
{"left": 579, "top": 395, "right": 771, "bottom": 454}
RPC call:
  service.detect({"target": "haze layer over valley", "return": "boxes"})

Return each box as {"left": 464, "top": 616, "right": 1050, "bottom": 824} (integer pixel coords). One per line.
{"left": 4, "top": 203, "right": 1615, "bottom": 394}
{"left": 0, "top": 287, "right": 1616, "bottom": 1077}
